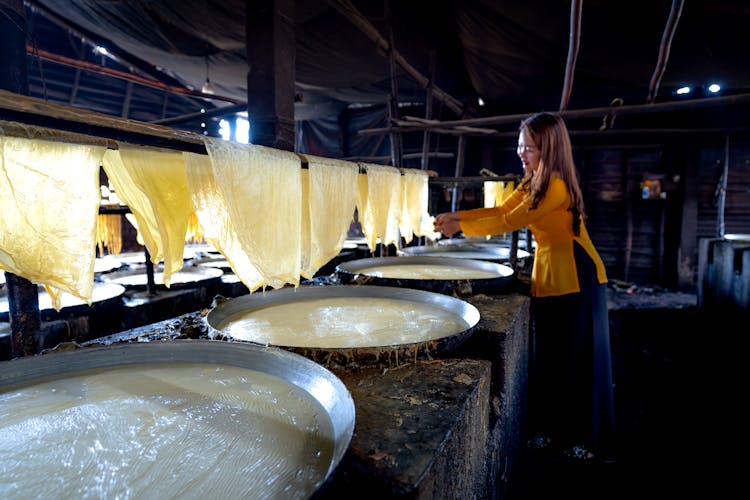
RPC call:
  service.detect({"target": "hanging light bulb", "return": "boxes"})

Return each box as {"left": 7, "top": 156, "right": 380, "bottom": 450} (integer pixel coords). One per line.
{"left": 201, "top": 56, "right": 216, "bottom": 94}
{"left": 202, "top": 79, "right": 215, "bottom": 95}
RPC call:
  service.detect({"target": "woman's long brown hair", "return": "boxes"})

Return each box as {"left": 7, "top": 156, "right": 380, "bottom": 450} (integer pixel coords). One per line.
{"left": 518, "top": 112, "right": 586, "bottom": 235}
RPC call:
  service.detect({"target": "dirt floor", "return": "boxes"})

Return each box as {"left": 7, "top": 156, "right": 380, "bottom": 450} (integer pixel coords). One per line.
{"left": 509, "top": 287, "right": 736, "bottom": 499}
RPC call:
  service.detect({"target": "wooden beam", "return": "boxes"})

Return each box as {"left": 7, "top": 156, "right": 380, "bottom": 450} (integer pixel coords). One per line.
{"left": 151, "top": 103, "right": 247, "bottom": 126}
{"left": 326, "top": 0, "right": 464, "bottom": 116}
{"left": 0, "top": 89, "right": 207, "bottom": 152}
{"left": 361, "top": 92, "right": 750, "bottom": 132}
{"left": 29, "top": 46, "right": 244, "bottom": 105}
{"left": 421, "top": 51, "right": 435, "bottom": 170}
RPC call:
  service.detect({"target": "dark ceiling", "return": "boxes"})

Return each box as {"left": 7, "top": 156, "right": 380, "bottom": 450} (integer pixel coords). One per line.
{"left": 16, "top": 0, "right": 750, "bottom": 139}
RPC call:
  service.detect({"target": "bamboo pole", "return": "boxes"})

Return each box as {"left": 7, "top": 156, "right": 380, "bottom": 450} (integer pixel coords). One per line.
{"left": 646, "top": 0, "right": 685, "bottom": 104}
{"left": 559, "top": 0, "right": 583, "bottom": 112}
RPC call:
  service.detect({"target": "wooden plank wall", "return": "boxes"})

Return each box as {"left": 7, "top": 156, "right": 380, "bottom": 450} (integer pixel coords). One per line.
{"left": 579, "top": 136, "right": 750, "bottom": 290}
{"left": 696, "top": 143, "right": 750, "bottom": 238}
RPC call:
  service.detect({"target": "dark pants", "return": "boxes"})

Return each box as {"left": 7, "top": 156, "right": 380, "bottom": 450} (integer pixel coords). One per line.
{"left": 529, "top": 242, "right": 615, "bottom": 455}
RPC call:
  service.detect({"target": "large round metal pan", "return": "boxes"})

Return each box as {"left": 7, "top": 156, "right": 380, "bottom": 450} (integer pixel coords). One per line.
{"left": 0, "top": 282, "right": 126, "bottom": 321}
{"left": 94, "top": 255, "right": 124, "bottom": 274}
{"left": 438, "top": 236, "right": 536, "bottom": 251}
{"left": 182, "top": 243, "right": 219, "bottom": 258}
{"left": 335, "top": 256, "right": 514, "bottom": 296}
{"left": 193, "top": 256, "right": 233, "bottom": 272}
{"left": 100, "top": 266, "right": 223, "bottom": 291}
{"left": 206, "top": 285, "right": 480, "bottom": 368}
{"left": 398, "top": 243, "right": 531, "bottom": 262}
{"left": 114, "top": 250, "right": 150, "bottom": 266}
{"left": 724, "top": 233, "right": 750, "bottom": 242}
{"left": 0, "top": 340, "right": 355, "bottom": 499}
{"left": 116, "top": 245, "right": 218, "bottom": 267}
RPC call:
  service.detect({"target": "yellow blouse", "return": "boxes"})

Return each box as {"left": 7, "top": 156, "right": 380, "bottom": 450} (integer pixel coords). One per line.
{"left": 459, "top": 177, "right": 607, "bottom": 297}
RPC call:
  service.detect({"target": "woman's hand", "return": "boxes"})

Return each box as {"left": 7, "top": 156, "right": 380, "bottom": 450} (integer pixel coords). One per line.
{"left": 433, "top": 212, "right": 461, "bottom": 237}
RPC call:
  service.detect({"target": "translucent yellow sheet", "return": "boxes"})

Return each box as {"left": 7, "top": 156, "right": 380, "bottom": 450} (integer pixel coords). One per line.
{"left": 400, "top": 169, "right": 429, "bottom": 243}
{"left": 409, "top": 170, "right": 440, "bottom": 241}
{"left": 299, "top": 155, "right": 358, "bottom": 279}
{"left": 203, "top": 138, "right": 301, "bottom": 290}
{"left": 355, "top": 172, "right": 372, "bottom": 250}
{"left": 358, "top": 163, "right": 402, "bottom": 251}
{"left": 102, "top": 147, "right": 192, "bottom": 287}
{"left": 483, "top": 181, "right": 502, "bottom": 208}
{"left": 183, "top": 152, "right": 263, "bottom": 291}
{"left": 502, "top": 180, "right": 515, "bottom": 202}
{"left": 0, "top": 135, "right": 105, "bottom": 309}
{"left": 95, "top": 214, "right": 122, "bottom": 255}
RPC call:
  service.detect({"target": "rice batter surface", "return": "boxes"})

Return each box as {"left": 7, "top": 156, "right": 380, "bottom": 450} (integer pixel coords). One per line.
{"left": 220, "top": 296, "right": 471, "bottom": 347}
{"left": 0, "top": 363, "right": 333, "bottom": 499}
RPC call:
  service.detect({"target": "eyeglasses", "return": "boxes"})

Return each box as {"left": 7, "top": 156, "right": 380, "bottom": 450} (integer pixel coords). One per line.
{"left": 517, "top": 144, "right": 538, "bottom": 155}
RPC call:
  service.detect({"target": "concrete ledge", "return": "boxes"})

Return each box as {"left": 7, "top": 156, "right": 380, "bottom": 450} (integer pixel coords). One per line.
{"left": 317, "top": 359, "right": 491, "bottom": 498}
{"left": 78, "top": 292, "right": 532, "bottom": 499}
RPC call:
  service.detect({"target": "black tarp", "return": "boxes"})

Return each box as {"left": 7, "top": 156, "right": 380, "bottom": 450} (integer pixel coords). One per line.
{"left": 20, "top": 0, "right": 750, "bottom": 159}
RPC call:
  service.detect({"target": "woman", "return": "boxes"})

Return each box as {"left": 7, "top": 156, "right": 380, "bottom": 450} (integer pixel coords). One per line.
{"left": 434, "top": 112, "right": 615, "bottom": 462}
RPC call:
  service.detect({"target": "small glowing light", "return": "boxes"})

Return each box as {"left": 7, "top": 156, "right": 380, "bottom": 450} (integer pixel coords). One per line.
{"left": 200, "top": 108, "right": 206, "bottom": 113}
{"left": 219, "top": 119, "right": 231, "bottom": 140}
{"left": 675, "top": 86, "right": 691, "bottom": 95}
{"left": 707, "top": 83, "right": 721, "bottom": 93}
{"left": 201, "top": 79, "right": 215, "bottom": 94}
{"left": 477, "top": 97, "right": 485, "bottom": 106}
{"left": 200, "top": 122, "right": 206, "bottom": 128}
{"left": 95, "top": 46, "right": 108, "bottom": 55}
{"left": 236, "top": 117, "right": 250, "bottom": 144}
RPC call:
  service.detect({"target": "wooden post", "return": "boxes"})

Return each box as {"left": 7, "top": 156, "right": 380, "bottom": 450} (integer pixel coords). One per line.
{"left": 451, "top": 135, "right": 467, "bottom": 212}
{"left": 245, "top": 0, "right": 295, "bottom": 150}
{"left": 717, "top": 134, "right": 729, "bottom": 237}
{"left": 421, "top": 51, "right": 435, "bottom": 171}
{"left": 387, "top": 19, "right": 402, "bottom": 168}
{"left": 0, "top": 0, "right": 41, "bottom": 358}
{"left": 624, "top": 154, "right": 633, "bottom": 282}
{"left": 677, "top": 141, "right": 699, "bottom": 288}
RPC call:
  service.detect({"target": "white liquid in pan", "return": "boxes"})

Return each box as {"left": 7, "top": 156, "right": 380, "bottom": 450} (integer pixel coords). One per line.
{"left": 354, "top": 263, "right": 504, "bottom": 279}
{"left": 220, "top": 297, "right": 471, "bottom": 348}
{"left": 414, "top": 250, "right": 506, "bottom": 259}
{"left": 0, "top": 363, "right": 333, "bottom": 500}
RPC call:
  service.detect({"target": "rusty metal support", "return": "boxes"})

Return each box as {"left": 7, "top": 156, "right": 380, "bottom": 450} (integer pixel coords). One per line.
{"left": 646, "top": 0, "right": 684, "bottom": 104}
{"left": 144, "top": 248, "right": 158, "bottom": 296}
{"left": 559, "top": 0, "right": 583, "bottom": 111}
{"left": 3, "top": 273, "right": 40, "bottom": 357}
